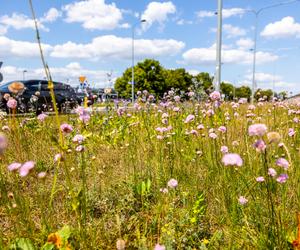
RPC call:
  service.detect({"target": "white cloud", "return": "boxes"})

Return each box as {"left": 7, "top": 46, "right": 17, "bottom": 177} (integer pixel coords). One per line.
{"left": 181, "top": 44, "right": 278, "bottom": 65}
{"left": 222, "top": 8, "right": 245, "bottom": 18}
{"left": 0, "top": 25, "right": 7, "bottom": 35}
{"left": 176, "top": 19, "right": 193, "bottom": 25}
{"left": 0, "top": 34, "right": 184, "bottom": 61}
{"left": 0, "top": 8, "right": 61, "bottom": 33}
{"left": 141, "top": 1, "right": 176, "bottom": 31}
{"left": 197, "top": 8, "right": 245, "bottom": 19}
{"left": 261, "top": 16, "right": 300, "bottom": 39}
{"left": 197, "top": 10, "right": 215, "bottom": 18}
{"left": 187, "top": 69, "right": 200, "bottom": 76}
{"left": 51, "top": 35, "right": 185, "bottom": 60}
{"left": 2, "top": 63, "right": 113, "bottom": 87}
{"left": 236, "top": 38, "right": 254, "bottom": 50}
{"left": 40, "top": 8, "right": 61, "bottom": 23}
{"left": 0, "top": 13, "right": 48, "bottom": 31}
{"left": 63, "top": 0, "right": 125, "bottom": 30}
{"left": 0, "top": 36, "right": 52, "bottom": 58}
{"left": 245, "top": 72, "right": 282, "bottom": 83}
{"left": 223, "top": 24, "right": 246, "bottom": 38}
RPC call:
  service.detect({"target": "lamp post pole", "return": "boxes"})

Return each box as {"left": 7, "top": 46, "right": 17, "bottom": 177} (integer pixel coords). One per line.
{"left": 132, "top": 19, "right": 146, "bottom": 104}
{"left": 248, "top": 0, "right": 300, "bottom": 103}
{"left": 23, "top": 70, "right": 27, "bottom": 81}
{"left": 215, "top": 0, "right": 223, "bottom": 92}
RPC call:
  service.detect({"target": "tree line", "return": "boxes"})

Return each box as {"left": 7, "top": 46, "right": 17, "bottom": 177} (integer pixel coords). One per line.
{"left": 115, "top": 59, "right": 287, "bottom": 100}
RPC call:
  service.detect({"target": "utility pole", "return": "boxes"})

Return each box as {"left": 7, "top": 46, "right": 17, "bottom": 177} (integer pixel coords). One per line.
{"left": 131, "top": 19, "right": 146, "bottom": 104}
{"left": 215, "top": 0, "right": 223, "bottom": 92}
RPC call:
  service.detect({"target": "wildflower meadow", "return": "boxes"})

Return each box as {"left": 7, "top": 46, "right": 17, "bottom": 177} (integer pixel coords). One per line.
{"left": 0, "top": 92, "right": 300, "bottom": 249}
{"left": 1, "top": 91, "right": 300, "bottom": 249}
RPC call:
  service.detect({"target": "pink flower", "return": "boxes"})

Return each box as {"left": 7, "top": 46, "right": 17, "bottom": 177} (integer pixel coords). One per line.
{"left": 0, "top": 133, "right": 7, "bottom": 154}
{"left": 19, "top": 161, "right": 35, "bottom": 177}
{"left": 238, "top": 196, "right": 248, "bottom": 205}
{"left": 256, "top": 176, "right": 265, "bottom": 182}
{"left": 276, "top": 158, "right": 289, "bottom": 170}
{"left": 76, "top": 107, "right": 91, "bottom": 123}
{"left": 221, "top": 146, "right": 228, "bottom": 154}
{"left": 222, "top": 153, "right": 243, "bottom": 167}
{"left": 2, "top": 125, "right": 10, "bottom": 131}
{"left": 209, "top": 91, "right": 221, "bottom": 101}
{"left": 60, "top": 123, "right": 73, "bottom": 134}
{"left": 75, "top": 145, "right": 84, "bottom": 152}
{"left": 7, "top": 98, "right": 17, "bottom": 109}
{"left": 154, "top": 244, "right": 166, "bottom": 250}
{"left": 276, "top": 173, "right": 288, "bottom": 183}
{"left": 209, "top": 132, "right": 217, "bottom": 139}
{"left": 54, "top": 153, "right": 62, "bottom": 162}
{"left": 159, "top": 188, "right": 168, "bottom": 193}
{"left": 288, "top": 128, "right": 296, "bottom": 137}
{"left": 38, "top": 172, "right": 47, "bottom": 179}
{"left": 268, "top": 168, "right": 277, "bottom": 177}
{"left": 174, "top": 96, "right": 180, "bottom": 102}
{"left": 190, "top": 129, "right": 198, "bottom": 136}
{"left": 173, "top": 107, "right": 180, "bottom": 112}
{"left": 8, "top": 162, "right": 22, "bottom": 172}
{"left": 73, "top": 134, "right": 85, "bottom": 144}
{"left": 184, "top": 114, "right": 195, "bottom": 123}
{"left": 167, "top": 178, "right": 178, "bottom": 188}
{"left": 248, "top": 124, "right": 267, "bottom": 136}
{"left": 37, "top": 113, "right": 48, "bottom": 122}
{"left": 253, "top": 139, "right": 266, "bottom": 152}
{"left": 157, "top": 135, "right": 164, "bottom": 140}
{"left": 197, "top": 124, "right": 204, "bottom": 130}
{"left": 218, "top": 126, "right": 226, "bottom": 133}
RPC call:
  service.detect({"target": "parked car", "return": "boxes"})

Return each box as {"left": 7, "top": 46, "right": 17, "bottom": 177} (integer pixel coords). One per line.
{"left": 75, "top": 87, "right": 96, "bottom": 106}
{"left": 0, "top": 79, "right": 78, "bottom": 114}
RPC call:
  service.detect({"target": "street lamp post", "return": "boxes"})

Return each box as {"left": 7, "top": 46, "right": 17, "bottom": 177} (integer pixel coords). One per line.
{"left": 132, "top": 19, "right": 146, "bottom": 104}
{"left": 23, "top": 70, "right": 27, "bottom": 81}
{"left": 215, "top": 0, "right": 223, "bottom": 92}
{"left": 248, "top": 0, "right": 300, "bottom": 103}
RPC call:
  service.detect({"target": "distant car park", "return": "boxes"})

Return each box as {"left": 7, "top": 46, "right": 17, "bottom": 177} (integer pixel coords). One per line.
{"left": 0, "top": 80, "right": 78, "bottom": 114}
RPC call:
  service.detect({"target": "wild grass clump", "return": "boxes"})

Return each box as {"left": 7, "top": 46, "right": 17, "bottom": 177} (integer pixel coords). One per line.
{"left": 1, "top": 92, "right": 300, "bottom": 249}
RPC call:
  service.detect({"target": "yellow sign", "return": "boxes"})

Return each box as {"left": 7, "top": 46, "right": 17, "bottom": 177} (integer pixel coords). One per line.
{"left": 79, "top": 76, "right": 86, "bottom": 83}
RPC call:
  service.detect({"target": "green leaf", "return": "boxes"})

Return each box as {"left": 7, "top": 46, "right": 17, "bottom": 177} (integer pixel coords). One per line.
{"left": 57, "top": 225, "right": 71, "bottom": 241}
{"left": 9, "top": 238, "right": 36, "bottom": 250}
{"left": 41, "top": 243, "right": 55, "bottom": 250}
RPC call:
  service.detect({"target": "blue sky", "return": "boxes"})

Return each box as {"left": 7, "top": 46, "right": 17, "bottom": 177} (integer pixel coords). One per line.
{"left": 1, "top": 0, "right": 300, "bottom": 93}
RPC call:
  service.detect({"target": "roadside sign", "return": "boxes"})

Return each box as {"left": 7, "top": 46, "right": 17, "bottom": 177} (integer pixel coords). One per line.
{"left": 79, "top": 76, "right": 86, "bottom": 83}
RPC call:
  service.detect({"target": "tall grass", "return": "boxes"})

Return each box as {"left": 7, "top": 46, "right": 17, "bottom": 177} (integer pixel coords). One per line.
{"left": 0, "top": 97, "right": 300, "bottom": 249}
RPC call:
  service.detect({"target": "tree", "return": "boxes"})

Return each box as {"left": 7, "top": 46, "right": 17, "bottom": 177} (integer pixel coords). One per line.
{"left": 115, "top": 59, "right": 166, "bottom": 98}
{"left": 254, "top": 88, "right": 273, "bottom": 101}
{"left": 235, "top": 86, "right": 252, "bottom": 100}
{"left": 164, "top": 68, "right": 194, "bottom": 94}
{"left": 192, "top": 72, "right": 214, "bottom": 94}
{"left": 220, "top": 82, "right": 234, "bottom": 100}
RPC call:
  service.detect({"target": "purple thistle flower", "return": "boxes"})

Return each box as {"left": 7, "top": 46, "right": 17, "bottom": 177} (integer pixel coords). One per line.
{"left": 19, "top": 161, "right": 35, "bottom": 177}
{"left": 222, "top": 153, "right": 243, "bottom": 167}
{"left": 221, "top": 146, "right": 229, "bottom": 154}
{"left": 154, "top": 244, "right": 166, "bottom": 250}
{"left": 276, "top": 173, "right": 288, "bottom": 183}
{"left": 60, "top": 123, "right": 73, "bottom": 134}
{"left": 238, "top": 196, "right": 248, "bottom": 205}
{"left": 248, "top": 124, "right": 267, "bottom": 136}
{"left": 253, "top": 139, "right": 266, "bottom": 152}
{"left": 7, "top": 98, "right": 17, "bottom": 109}
{"left": 256, "top": 176, "right": 265, "bottom": 182}
{"left": 37, "top": 113, "right": 48, "bottom": 122}
{"left": 184, "top": 114, "right": 195, "bottom": 123}
{"left": 8, "top": 162, "right": 22, "bottom": 172}
{"left": 268, "top": 168, "right": 277, "bottom": 177}
{"left": 167, "top": 178, "right": 178, "bottom": 188}
{"left": 276, "top": 158, "right": 289, "bottom": 170}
